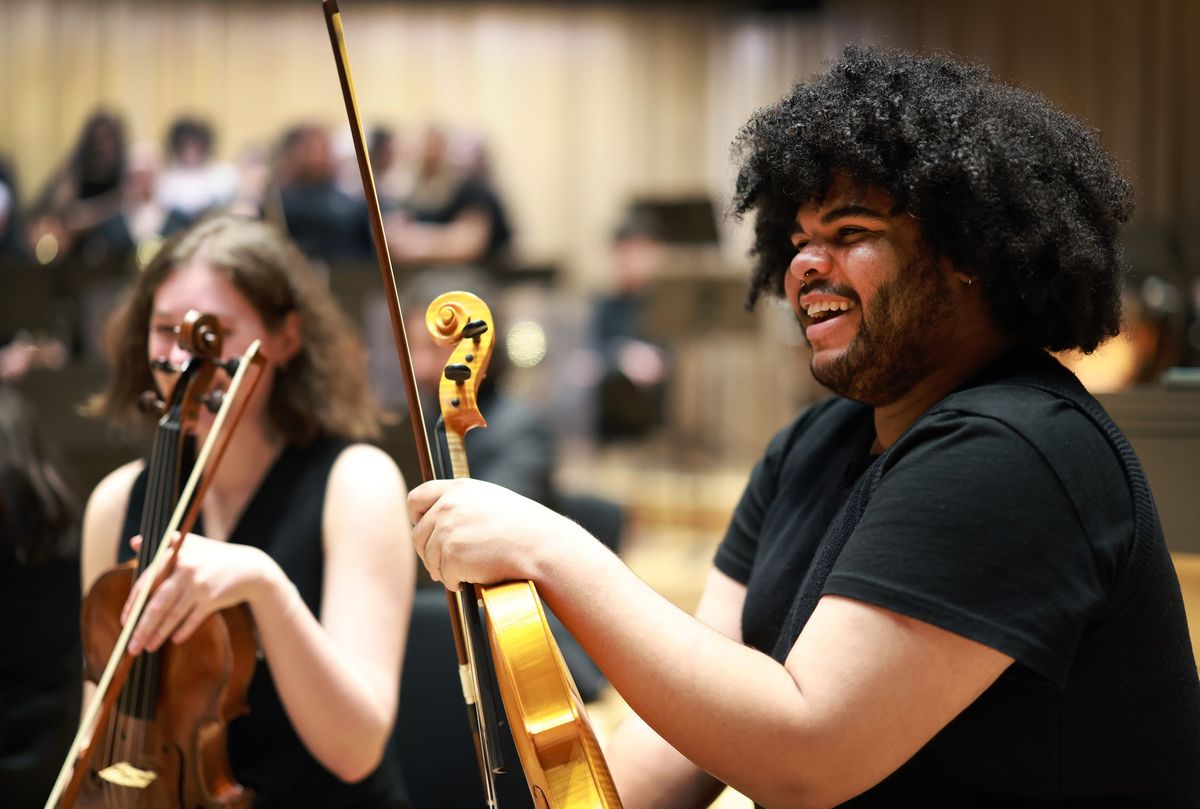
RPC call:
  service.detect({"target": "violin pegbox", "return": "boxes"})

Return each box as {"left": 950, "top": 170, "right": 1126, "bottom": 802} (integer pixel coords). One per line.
{"left": 425, "top": 291, "right": 495, "bottom": 440}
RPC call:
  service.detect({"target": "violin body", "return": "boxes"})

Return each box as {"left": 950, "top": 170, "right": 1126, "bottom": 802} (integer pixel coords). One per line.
{"left": 482, "top": 581, "right": 622, "bottom": 809}
{"left": 78, "top": 562, "right": 256, "bottom": 809}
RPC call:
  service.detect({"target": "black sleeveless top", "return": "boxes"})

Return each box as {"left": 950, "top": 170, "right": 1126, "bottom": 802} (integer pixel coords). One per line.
{"left": 119, "top": 438, "right": 407, "bottom": 809}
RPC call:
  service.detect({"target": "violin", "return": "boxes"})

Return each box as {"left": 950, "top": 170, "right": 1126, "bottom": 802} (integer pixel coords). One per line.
{"left": 45, "top": 311, "right": 268, "bottom": 809}
{"left": 427, "top": 292, "right": 623, "bottom": 809}
{"left": 321, "top": 5, "right": 623, "bottom": 803}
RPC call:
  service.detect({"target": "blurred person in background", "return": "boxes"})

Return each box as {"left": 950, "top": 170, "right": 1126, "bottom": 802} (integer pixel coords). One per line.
{"left": 26, "top": 109, "right": 127, "bottom": 266}
{"left": 157, "top": 116, "right": 239, "bottom": 220}
{"left": 75, "top": 140, "right": 194, "bottom": 268}
{"left": 0, "top": 156, "right": 27, "bottom": 259}
{"left": 590, "top": 212, "right": 670, "bottom": 443}
{"left": 385, "top": 127, "right": 512, "bottom": 275}
{"left": 277, "top": 123, "right": 371, "bottom": 265}
{"left": 0, "top": 384, "right": 81, "bottom": 809}
{"left": 228, "top": 142, "right": 280, "bottom": 224}
{"left": 367, "top": 125, "right": 411, "bottom": 213}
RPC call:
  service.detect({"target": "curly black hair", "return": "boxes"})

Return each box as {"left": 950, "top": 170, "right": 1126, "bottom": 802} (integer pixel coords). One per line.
{"left": 732, "top": 45, "right": 1133, "bottom": 353}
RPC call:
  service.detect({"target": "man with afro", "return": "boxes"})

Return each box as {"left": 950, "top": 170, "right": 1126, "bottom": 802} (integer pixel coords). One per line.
{"left": 406, "top": 46, "right": 1200, "bottom": 806}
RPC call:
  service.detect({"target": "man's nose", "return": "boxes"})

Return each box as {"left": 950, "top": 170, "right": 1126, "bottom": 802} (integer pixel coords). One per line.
{"left": 788, "top": 243, "right": 832, "bottom": 283}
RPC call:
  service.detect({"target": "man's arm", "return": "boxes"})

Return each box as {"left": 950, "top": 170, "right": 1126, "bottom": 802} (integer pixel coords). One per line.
{"left": 410, "top": 479, "right": 1013, "bottom": 809}
{"left": 606, "top": 568, "right": 744, "bottom": 809}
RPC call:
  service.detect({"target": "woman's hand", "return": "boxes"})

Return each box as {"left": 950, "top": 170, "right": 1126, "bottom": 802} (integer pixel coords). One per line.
{"left": 122, "top": 532, "right": 279, "bottom": 655}
{"left": 407, "top": 478, "right": 584, "bottom": 591}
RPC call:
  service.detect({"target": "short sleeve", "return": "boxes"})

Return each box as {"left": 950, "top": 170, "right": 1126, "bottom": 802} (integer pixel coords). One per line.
{"left": 714, "top": 400, "right": 838, "bottom": 584}
{"left": 823, "top": 409, "right": 1114, "bottom": 685}
{"left": 714, "top": 446, "right": 777, "bottom": 584}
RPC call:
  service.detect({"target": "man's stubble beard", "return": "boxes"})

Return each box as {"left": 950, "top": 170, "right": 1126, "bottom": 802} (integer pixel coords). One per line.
{"left": 808, "top": 258, "right": 955, "bottom": 407}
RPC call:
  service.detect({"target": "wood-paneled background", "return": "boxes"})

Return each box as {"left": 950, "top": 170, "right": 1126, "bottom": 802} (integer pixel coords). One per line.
{"left": 1, "top": 0, "right": 1196, "bottom": 285}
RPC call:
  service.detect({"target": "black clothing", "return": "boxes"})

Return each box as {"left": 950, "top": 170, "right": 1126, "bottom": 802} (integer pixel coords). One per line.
{"left": 0, "top": 556, "right": 80, "bottom": 809}
{"left": 591, "top": 293, "right": 668, "bottom": 441}
{"left": 715, "top": 349, "right": 1200, "bottom": 806}
{"left": 279, "top": 181, "right": 372, "bottom": 263}
{"left": 119, "top": 439, "right": 407, "bottom": 809}
{"left": 406, "top": 174, "right": 513, "bottom": 268}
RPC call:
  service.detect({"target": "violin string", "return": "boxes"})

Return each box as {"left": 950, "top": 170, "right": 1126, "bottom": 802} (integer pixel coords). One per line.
{"left": 128, "top": 422, "right": 171, "bottom": 801}
{"left": 107, "top": 424, "right": 162, "bottom": 806}
{"left": 137, "top": 424, "right": 174, "bottom": 791}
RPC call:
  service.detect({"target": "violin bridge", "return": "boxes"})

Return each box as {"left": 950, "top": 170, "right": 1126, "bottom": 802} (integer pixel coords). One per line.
{"left": 97, "top": 761, "right": 158, "bottom": 789}
{"left": 459, "top": 663, "right": 477, "bottom": 706}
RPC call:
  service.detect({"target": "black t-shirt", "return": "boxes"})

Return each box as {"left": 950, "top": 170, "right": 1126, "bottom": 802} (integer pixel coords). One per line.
{"left": 715, "top": 349, "right": 1200, "bottom": 806}
{"left": 407, "top": 176, "right": 512, "bottom": 263}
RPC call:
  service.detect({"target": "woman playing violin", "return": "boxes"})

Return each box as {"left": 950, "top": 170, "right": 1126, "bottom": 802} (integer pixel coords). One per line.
{"left": 81, "top": 214, "right": 414, "bottom": 808}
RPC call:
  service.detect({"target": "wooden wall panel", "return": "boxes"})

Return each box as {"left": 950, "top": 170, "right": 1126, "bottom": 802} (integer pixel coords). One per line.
{"left": 0, "top": 0, "right": 1194, "bottom": 287}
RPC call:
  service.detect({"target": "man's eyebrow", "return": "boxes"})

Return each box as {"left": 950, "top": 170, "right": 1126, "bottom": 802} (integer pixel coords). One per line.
{"left": 791, "top": 204, "right": 889, "bottom": 240}
{"left": 819, "top": 204, "right": 887, "bottom": 225}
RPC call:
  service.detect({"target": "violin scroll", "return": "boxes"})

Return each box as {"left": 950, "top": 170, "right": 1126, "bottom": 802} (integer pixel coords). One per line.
{"left": 426, "top": 292, "right": 495, "bottom": 438}
{"left": 144, "top": 310, "right": 239, "bottom": 422}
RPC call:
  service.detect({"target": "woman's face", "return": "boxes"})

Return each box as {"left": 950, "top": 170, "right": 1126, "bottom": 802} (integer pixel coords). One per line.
{"left": 148, "top": 260, "right": 297, "bottom": 437}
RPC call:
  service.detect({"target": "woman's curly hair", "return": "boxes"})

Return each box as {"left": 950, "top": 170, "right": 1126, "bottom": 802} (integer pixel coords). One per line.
{"left": 732, "top": 45, "right": 1133, "bottom": 353}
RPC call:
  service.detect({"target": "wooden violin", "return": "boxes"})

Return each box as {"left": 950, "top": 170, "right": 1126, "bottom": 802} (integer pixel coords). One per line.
{"left": 428, "top": 292, "right": 623, "bottom": 809}
{"left": 45, "top": 311, "right": 268, "bottom": 809}
{"left": 322, "top": 4, "right": 623, "bottom": 806}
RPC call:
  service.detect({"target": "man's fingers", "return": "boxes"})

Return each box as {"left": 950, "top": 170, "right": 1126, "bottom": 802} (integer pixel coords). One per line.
{"left": 407, "top": 479, "right": 456, "bottom": 524}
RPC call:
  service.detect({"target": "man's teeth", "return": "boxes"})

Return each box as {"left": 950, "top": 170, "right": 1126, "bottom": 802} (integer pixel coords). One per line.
{"left": 804, "top": 300, "right": 856, "bottom": 318}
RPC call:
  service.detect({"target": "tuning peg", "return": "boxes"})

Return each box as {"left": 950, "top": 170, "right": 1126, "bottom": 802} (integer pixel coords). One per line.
{"left": 138, "top": 391, "right": 166, "bottom": 416}
{"left": 444, "top": 363, "right": 472, "bottom": 383}
{"left": 216, "top": 358, "right": 240, "bottom": 376}
{"left": 202, "top": 390, "right": 225, "bottom": 414}
{"left": 150, "top": 358, "right": 178, "bottom": 374}
{"left": 461, "top": 319, "right": 489, "bottom": 340}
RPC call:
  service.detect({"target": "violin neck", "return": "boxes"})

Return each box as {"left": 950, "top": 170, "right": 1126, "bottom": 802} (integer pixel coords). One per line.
{"left": 445, "top": 431, "right": 472, "bottom": 481}
{"left": 136, "top": 422, "right": 187, "bottom": 576}
{"left": 122, "top": 420, "right": 188, "bottom": 721}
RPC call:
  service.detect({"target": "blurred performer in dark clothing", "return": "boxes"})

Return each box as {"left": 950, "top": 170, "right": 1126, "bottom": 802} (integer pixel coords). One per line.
{"left": 277, "top": 124, "right": 372, "bottom": 264}
{"left": 385, "top": 128, "right": 513, "bottom": 275}
{"left": 0, "top": 385, "right": 81, "bottom": 809}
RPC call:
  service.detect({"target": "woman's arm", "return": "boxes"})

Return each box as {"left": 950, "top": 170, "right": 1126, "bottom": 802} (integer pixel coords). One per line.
{"left": 254, "top": 443, "right": 414, "bottom": 781}
{"left": 409, "top": 479, "right": 1012, "bottom": 809}
{"left": 80, "top": 460, "right": 143, "bottom": 595}
{"left": 129, "top": 444, "right": 415, "bottom": 782}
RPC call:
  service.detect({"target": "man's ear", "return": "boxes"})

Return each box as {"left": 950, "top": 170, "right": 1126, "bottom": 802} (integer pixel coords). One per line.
{"left": 940, "top": 256, "right": 975, "bottom": 287}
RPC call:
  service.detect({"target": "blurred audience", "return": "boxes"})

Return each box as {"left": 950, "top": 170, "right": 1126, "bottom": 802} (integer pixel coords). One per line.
{"left": 0, "top": 385, "right": 81, "bottom": 809}
{"left": 590, "top": 211, "right": 671, "bottom": 442}
{"left": 157, "top": 116, "right": 238, "bottom": 219}
{"left": 0, "top": 157, "right": 25, "bottom": 259}
{"left": 277, "top": 123, "right": 372, "bottom": 263}
{"left": 74, "top": 140, "right": 193, "bottom": 269}
{"left": 228, "top": 142, "right": 279, "bottom": 222}
{"left": 385, "top": 127, "right": 513, "bottom": 274}
{"left": 367, "top": 125, "right": 412, "bottom": 212}
{"left": 27, "top": 110, "right": 127, "bottom": 266}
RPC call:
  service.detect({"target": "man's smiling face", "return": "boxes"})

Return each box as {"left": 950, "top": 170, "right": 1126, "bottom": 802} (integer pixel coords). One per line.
{"left": 785, "top": 175, "right": 957, "bottom": 406}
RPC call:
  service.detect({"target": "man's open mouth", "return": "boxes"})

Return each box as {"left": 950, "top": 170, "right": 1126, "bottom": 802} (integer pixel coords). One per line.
{"left": 803, "top": 299, "right": 857, "bottom": 324}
